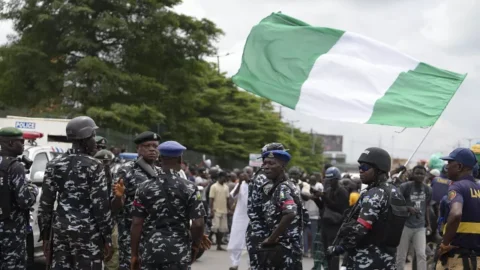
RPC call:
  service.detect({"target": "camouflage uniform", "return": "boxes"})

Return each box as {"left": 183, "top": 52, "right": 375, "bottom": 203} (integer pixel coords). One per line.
{"left": 38, "top": 149, "right": 112, "bottom": 269}
{"left": 337, "top": 182, "right": 397, "bottom": 270}
{"left": 262, "top": 180, "right": 303, "bottom": 270}
{"left": 116, "top": 161, "right": 162, "bottom": 270}
{"left": 246, "top": 171, "right": 270, "bottom": 270}
{"left": 0, "top": 157, "right": 38, "bottom": 269}
{"left": 131, "top": 169, "right": 206, "bottom": 270}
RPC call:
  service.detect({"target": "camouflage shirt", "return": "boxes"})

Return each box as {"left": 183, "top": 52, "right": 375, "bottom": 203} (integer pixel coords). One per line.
{"left": 38, "top": 149, "right": 112, "bottom": 244}
{"left": 338, "top": 181, "right": 392, "bottom": 249}
{"left": 247, "top": 172, "right": 270, "bottom": 239}
{"left": 0, "top": 158, "right": 38, "bottom": 233}
{"left": 131, "top": 169, "right": 205, "bottom": 265}
{"left": 263, "top": 180, "right": 303, "bottom": 253}
{"left": 114, "top": 161, "right": 162, "bottom": 225}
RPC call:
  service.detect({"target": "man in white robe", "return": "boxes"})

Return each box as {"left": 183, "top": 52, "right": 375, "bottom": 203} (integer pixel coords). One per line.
{"left": 227, "top": 171, "right": 250, "bottom": 270}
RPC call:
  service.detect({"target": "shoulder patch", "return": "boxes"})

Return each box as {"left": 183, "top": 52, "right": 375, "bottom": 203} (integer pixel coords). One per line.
{"left": 448, "top": 190, "right": 457, "bottom": 201}
{"left": 196, "top": 191, "right": 202, "bottom": 200}
{"left": 280, "top": 190, "right": 286, "bottom": 199}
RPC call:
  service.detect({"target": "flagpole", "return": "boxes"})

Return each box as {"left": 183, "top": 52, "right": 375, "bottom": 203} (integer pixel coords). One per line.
{"left": 399, "top": 125, "right": 435, "bottom": 174}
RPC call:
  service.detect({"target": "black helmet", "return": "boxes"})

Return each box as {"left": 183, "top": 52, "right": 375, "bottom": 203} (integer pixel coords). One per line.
{"left": 94, "top": 149, "right": 115, "bottom": 161}
{"left": 261, "top": 142, "right": 288, "bottom": 154}
{"left": 66, "top": 116, "right": 98, "bottom": 140}
{"left": 288, "top": 166, "right": 302, "bottom": 175}
{"left": 357, "top": 147, "right": 391, "bottom": 173}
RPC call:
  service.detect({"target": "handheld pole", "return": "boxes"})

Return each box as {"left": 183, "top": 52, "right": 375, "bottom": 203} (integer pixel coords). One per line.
{"left": 397, "top": 125, "right": 435, "bottom": 177}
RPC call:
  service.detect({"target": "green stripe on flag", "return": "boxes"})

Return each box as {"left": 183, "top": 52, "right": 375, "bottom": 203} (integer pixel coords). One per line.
{"left": 232, "top": 13, "right": 344, "bottom": 109}
{"left": 366, "top": 63, "right": 467, "bottom": 127}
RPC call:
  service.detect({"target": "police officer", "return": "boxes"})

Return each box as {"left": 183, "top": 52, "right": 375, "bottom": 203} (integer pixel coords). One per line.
{"left": 131, "top": 140, "right": 207, "bottom": 270}
{"left": 321, "top": 167, "right": 350, "bottom": 270}
{"left": 431, "top": 165, "right": 451, "bottom": 215}
{"left": 260, "top": 149, "right": 303, "bottom": 269}
{"left": 0, "top": 127, "right": 38, "bottom": 269}
{"left": 437, "top": 148, "right": 480, "bottom": 269}
{"left": 246, "top": 142, "right": 286, "bottom": 270}
{"left": 38, "top": 116, "right": 113, "bottom": 269}
{"left": 328, "top": 147, "right": 407, "bottom": 269}
{"left": 113, "top": 131, "right": 162, "bottom": 270}
{"left": 95, "top": 136, "right": 108, "bottom": 151}
{"left": 94, "top": 149, "right": 121, "bottom": 270}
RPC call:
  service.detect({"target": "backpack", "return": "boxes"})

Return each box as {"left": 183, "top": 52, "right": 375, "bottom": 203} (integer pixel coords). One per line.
{"left": 362, "top": 184, "right": 408, "bottom": 248}
{"left": 0, "top": 156, "right": 19, "bottom": 220}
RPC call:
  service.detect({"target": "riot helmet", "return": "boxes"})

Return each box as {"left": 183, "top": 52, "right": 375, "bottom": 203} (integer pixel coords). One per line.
{"left": 325, "top": 167, "right": 341, "bottom": 180}
{"left": 66, "top": 116, "right": 98, "bottom": 140}
{"left": 357, "top": 147, "right": 391, "bottom": 173}
{"left": 94, "top": 149, "right": 115, "bottom": 161}
{"left": 261, "top": 142, "right": 288, "bottom": 154}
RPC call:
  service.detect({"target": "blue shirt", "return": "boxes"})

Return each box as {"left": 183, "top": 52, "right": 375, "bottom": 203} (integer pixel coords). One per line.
{"left": 447, "top": 175, "right": 480, "bottom": 249}
{"left": 431, "top": 176, "right": 451, "bottom": 203}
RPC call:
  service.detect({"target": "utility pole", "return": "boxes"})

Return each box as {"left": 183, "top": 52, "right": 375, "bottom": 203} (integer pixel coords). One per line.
{"left": 289, "top": 120, "right": 299, "bottom": 138}
{"left": 391, "top": 135, "right": 395, "bottom": 159}
{"left": 216, "top": 52, "right": 233, "bottom": 74}
{"left": 311, "top": 129, "right": 316, "bottom": 154}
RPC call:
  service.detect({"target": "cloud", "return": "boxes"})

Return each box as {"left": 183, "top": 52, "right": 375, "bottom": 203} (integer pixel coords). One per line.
{"left": 421, "top": 0, "right": 480, "bottom": 54}
{"left": 179, "top": 0, "right": 480, "bottom": 163}
{"left": 0, "top": 0, "right": 477, "bottom": 164}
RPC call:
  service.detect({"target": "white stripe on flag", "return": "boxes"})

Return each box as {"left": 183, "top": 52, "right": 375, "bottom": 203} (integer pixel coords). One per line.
{"left": 296, "top": 31, "right": 419, "bottom": 123}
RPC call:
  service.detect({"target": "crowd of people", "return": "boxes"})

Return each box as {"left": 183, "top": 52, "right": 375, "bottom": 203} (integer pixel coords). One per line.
{"left": 0, "top": 115, "right": 479, "bottom": 270}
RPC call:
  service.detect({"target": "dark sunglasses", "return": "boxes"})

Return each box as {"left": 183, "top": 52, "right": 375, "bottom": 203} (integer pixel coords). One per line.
{"left": 359, "top": 164, "right": 372, "bottom": 172}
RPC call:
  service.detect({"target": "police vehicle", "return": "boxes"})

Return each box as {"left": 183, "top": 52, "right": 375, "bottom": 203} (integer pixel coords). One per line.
{"left": 22, "top": 131, "right": 65, "bottom": 262}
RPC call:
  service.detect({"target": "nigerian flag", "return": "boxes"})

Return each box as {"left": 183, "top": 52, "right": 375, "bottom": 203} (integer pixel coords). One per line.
{"left": 232, "top": 13, "right": 466, "bottom": 128}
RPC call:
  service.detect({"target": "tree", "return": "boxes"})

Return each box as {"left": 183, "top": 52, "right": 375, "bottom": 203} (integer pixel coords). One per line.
{"left": 0, "top": 0, "right": 324, "bottom": 171}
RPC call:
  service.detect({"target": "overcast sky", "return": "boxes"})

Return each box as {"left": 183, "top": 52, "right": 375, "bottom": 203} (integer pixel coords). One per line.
{"left": 1, "top": 0, "right": 479, "bottom": 163}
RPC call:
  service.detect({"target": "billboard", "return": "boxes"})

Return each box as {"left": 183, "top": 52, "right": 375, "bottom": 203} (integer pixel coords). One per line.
{"left": 249, "top": 153, "right": 263, "bottom": 167}
{"left": 317, "top": 134, "right": 343, "bottom": 152}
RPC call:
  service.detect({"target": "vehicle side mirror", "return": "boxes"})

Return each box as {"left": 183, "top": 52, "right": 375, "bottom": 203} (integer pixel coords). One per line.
{"left": 33, "top": 171, "right": 45, "bottom": 183}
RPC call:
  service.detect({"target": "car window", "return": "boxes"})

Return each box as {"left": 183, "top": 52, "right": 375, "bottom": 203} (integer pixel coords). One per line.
{"left": 30, "top": 152, "right": 49, "bottom": 183}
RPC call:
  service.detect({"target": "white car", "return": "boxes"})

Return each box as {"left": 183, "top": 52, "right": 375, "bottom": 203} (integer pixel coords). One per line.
{"left": 24, "top": 144, "right": 65, "bottom": 260}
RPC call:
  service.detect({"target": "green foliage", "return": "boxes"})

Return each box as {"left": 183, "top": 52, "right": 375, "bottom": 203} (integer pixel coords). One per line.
{"left": 0, "top": 0, "right": 324, "bottom": 172}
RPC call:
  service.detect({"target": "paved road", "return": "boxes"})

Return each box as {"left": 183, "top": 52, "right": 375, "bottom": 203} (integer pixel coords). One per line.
{"left": 34, "top": 250, "right": 413, "bottom": 269}
{"left": 192, "top": 249, "right": 313, "bottom": 269}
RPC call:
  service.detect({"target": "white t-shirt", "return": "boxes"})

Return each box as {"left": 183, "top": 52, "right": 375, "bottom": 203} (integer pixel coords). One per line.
{"left": 302, "top": 182, "right": 324, "bottom": 220}
{"left": 195, "top": 176, "right": 208, "bottom": 201}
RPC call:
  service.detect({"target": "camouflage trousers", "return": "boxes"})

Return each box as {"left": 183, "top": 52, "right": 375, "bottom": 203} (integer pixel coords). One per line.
{"left": 344, "top": 245, "right": 396, "bottom": 270}
{"left": 141, "top": 262, "right": 189, "bottom": 270}
{"left": 104, "top": 223, "right": 119, "bottom": 270}
{"left": 51, "top": 227, "right": 103, "bottom": 270}
{"left": 0, "top": 230, "right": 27, "bottom": 269}
{"left": 118, "top": 220, "right": 132, "bottom": 270}
{"left": 245, "top": 224, "right": 267, "bottom": 270}
{"left": 257, "top": 247, "right": 302, "bottom": 270}
{"left": 312, "top": 222, "right": 328, "bottom": 270}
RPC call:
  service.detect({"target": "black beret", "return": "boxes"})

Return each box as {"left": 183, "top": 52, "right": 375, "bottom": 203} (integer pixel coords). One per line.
{"left": 134, "top": 131, "right": 161, "bottom": 145}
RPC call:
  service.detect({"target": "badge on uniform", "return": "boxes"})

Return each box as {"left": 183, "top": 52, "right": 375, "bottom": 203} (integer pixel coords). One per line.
{"left": 267, "top": 152, "right": 274, "bottom": 158}
{"left": 448, "top": 190, "right": 456, "bottom": 201}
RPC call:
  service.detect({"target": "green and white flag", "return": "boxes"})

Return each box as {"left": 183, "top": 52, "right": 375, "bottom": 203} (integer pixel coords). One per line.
{"left": 232, "top": 13, "right": 466, "bottom": 128}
